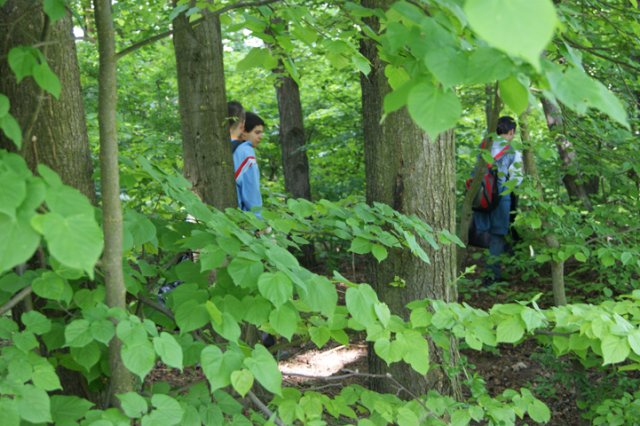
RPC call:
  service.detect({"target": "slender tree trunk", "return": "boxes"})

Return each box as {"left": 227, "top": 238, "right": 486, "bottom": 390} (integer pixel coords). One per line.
{"left": 275, "top": 71, "right": 311, "bottom": 200}
{"left": 94, "top": 0, "right": 134, "bottom": 405}
{"left": 540, "top": 98, "right": 592, "bottom": 211}
{"left": 457, "top": 84, "right": 501, "bottom": 271}
{"left": 172, "top": 6, "right": 236, "bottom": 209}
{"left": 519, "top": 112, "right": 566, "bottom": 306}
{"left": 360, "top": 0, "right": 459, "bottom": 398}
{"left": 0, "top": 1, "right": 95, "bottom": 201}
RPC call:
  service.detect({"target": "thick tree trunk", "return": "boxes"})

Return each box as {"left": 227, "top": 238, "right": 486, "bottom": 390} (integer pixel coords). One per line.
{"left": 275, "top": 72, "right": 311, "bottom": 200}
{"left": 94, "top": 0, "right": 134, "bottom": 405}
{"left": 519, "top": 113, "right": 566, "bottom": 306}
{"left": 172, "top": 7, "right": 236, "bottom": 209}
{"left": 360, "top": 0, "right": 459, "bottom": 398}
{"left": 0, "top": 1, "right": 96, "bottom": 201}
{"left": 540, "top": 98, "right": 592, "bottom": 211}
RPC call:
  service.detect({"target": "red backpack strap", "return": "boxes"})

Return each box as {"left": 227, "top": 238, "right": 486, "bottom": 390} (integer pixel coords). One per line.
{"left": 487, "top": 145, "right": 510, "bottom": 168}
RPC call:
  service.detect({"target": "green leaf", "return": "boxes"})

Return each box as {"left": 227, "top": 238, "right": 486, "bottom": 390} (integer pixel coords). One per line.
{"left": 201, "top": 346, "right": 244, "bottom": 391}
{"left": 31, "top": 212, "right": 103, "bottom": 278}
{"left": 424, "top": 47, "right": 468, "bottom": 88}
{"left": 258, "top": 271, "right": 293, "bottom": 308}
{"left": 153, "top": 332, "right": 183, "bottom": 369}
{"left": 228, "top": 254, "right": 264, "bottom": 289}
{"left": 200, "top": 244, "right": 226, "bottom": 271}
{"left": 17, "top": 385, "right": 52, "bottom": 423}
{"left": 43, "top": 0, "right": 67, "bottom": 21}
{"left": 496, "top": 317, "right": 525, "bottom": 343}
{"left": 0, "top": 114, "right": 22, "bottom": 148}
{"left": 121, "top": 339, "right": 156, "bottom": 380}
{"left": 50, "top": 395, "right": 94, "bottom": 426}
{"left": 374, "top": 302, "right": 391, "bottom": 327}
{"left": 174, "top": 300, "right": 209, "bottom": 333}
{"left": 244, "top": 345, "right": 282, "bottom": 396}
{"left": 266, "top": 245, "right": 300, "bottom": 270}
{"left": 143, "top": 394, "right": 184, "bottom": 426}
{"left": 231, "top": 369, "right": 254, "bottom": 397}
{"left": 0, "top": 398, "right": 19, "bottom": 426}
{"left": 71, "top": 341, "right": 101, "bottom": 371}
{"left": 407, "top": 82, "right": 461, "bottom": 139}
{"left": 465, "top": 0, "right": 558, "bottom": 69}
{"left": 65, "top": 319, "right": 93, "bottom": 347}
{"left": 90, "top": 319, "right": 115, "bottom": 345}
{"left": 8, "top": 46, "right": 38, "bottom": 82}
{"left": 601, "top": 335, "right": 630, "bottom": 365}
{"left": 466, "top": 47, "right": 512, "bottom": 84}
{"left": 0, "top": 168, "right": 26, "bottom": 218}
{"left": 117, "top": 392, "right": 148, "bottom": 419}
{"left": 22, "top": 311, "right": 52, "bottom": 335}
{"left": 345, "top": 284, "right": 379, "bottom": 327}
{"left": 210, "top": 311, "right": 241, "bottom": 342}
{"left": 628, "top": 330, "right": 640, "bottom": 356}
{"left": 499, "top": 76, "right": 529, "bottom": 114}
{"left": 32, "top": 271, "right": 72, "bottom": 304}
{"left": 309, "top": 326, "right": 331, "bottom": 348}
{"left": 32, "top": 362, "right": 62, "bottom": 391}
{"left": 349, "top": 237, "right": 371, "bottom": 255}
{"left": 236, "top": 48, "right": 278, "bottom": 72}
{"left": 299, "top": 275, "right": 337, "bottom": 317}
{"left": 371, "top": 244, "right": 388, "bottom": 262}
{"left": 269, "top": 303, "right": 298, "bottom": 341}
{"left": 528, "top": 398, "right": 551, "bottom": 423}
{"left": 401, "top": 331, "right": 430, "bottom": 375}
{"left": 0, "top": 212, "right": 40, "bottom": 274}
{"left": 32, "top": 61, "right": 61, "bottom": 99}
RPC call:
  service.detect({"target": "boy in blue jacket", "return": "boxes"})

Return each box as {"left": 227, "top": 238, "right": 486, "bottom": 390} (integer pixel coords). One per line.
{"left": 228, "top": 102, "right": 263, "bottom": 218}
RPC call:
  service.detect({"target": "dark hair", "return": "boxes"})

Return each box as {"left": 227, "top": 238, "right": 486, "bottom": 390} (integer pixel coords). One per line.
{"left": 496, "top": 116, "right": 516, "bottom": 135}
{"left": 244, "top": 111, "right": 265, "bottom": 133}
{"left": 227, "top": 101, "right": 245, "bottom": 130}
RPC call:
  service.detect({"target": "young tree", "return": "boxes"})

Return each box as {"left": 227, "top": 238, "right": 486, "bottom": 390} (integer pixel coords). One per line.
{"left": 0, "top": 0, "right": 95, "bottom": 201}
{"left": 360, "top": 0, "right": 459, "bottom": 397}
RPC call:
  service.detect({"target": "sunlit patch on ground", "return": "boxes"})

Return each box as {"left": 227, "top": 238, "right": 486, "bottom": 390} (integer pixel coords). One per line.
{"left": 279, "top": 344, "right": 367, "bottom": 383}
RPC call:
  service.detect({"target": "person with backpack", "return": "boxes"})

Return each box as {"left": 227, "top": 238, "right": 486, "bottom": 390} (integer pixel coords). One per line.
{"left": 473, "top": 116, "right": 522, "bottom": 285}
{"left": 228, "top": 102, "right": 263, "bottom": 219}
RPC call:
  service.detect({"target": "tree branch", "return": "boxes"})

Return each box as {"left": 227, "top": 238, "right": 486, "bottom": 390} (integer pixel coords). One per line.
{"left": 562, "top": 36, "right": 640, "bottom": 73}
{"left": 247, "top": 390, "right": 286, "bottom": 426}
{"left": 115, "top": 0, "right": 282, "bottom": 60}
{"left": 0, "top": 286, "right": 33, "bottom": 316}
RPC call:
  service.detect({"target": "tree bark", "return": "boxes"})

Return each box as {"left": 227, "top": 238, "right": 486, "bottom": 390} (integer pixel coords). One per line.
{"left": 360, "top": 0, "right": 460, "bottom": 398}
{"left": 172, "top": 6, "right": 236, "bottom": 209}
{"left": 0, "top": 1, "right": 96, "bottom": 201}
{"left": 519, "top": 112, "right": 566, "bottom": 306}
{"left": 275, "top": 71, "right": 311, "bottom": 200}
{"left": 94, "top": 0, "right": 134, "bottom": 405}
{"left": 540, "top": 98, "right": 592, "bottom": 211}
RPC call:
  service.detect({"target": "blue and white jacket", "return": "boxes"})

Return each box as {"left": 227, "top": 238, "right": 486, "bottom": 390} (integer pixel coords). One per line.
{"left": 232, "top": 140, "right": 262, "bottom": 218}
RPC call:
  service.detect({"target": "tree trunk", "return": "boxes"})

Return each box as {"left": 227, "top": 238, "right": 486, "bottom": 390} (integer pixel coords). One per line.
{"left": 360, "top": 0, "right": 460, "bottom": 398}
{"left": 275, "top": 72, "right": 311, "bottom": 200}
{"left": 519, "top": 112, "right": 566, "bottom": 306}
{"left": 0, "top": 1, "right": 96, "bottom": 201}
{"left": 172, "top": 6, "right": 236, "bottom": 210}
{"left": 540, "top": 98, "right": 592, "bottom": 211}
{"left": 94, "top": 0, "right": 135, "bottom": 405}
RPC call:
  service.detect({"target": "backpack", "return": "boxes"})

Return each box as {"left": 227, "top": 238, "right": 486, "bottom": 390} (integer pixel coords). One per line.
{"left": 466, "top": 139, "right": 511, "bottom": 212}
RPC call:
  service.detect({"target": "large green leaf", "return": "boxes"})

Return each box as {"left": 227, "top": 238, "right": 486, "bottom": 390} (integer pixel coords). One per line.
{"left": 227, "top": 254, "right": 264, "bottom": 289}
{"left": 299, "top": 275, "right": 337, "bottom": 317}
{"left": 140, "top": 394, "right": 184, "bottom": 426}
{"left": 465, "top": 47, "right": 512, "bottom": 84}
{"left": 499, "top": 76, "right": 529, "bottom": 114}
{"left": 407, "top": 82, "right": 461, "bottom": 139}
{"left": 16, "top": 385, "right": 52, "bottom": 424}
{"left": 269, "top": 303, "right": 299, "bottom": 341}
{"left": 230, "top": 369, "right": 254, "bottom": 397}
{"left": 65, "top": 319, "right": 93, "bottom": 347}
{"left": 0, "top": 168, "right": 26, "bottom": 218}
{"left": 0, "top": 212, "right": 40, "bottom": 274}
{"left": 32, "top": 61, "right": 61, "bottom": 99}
{"left": 424, "top": 47, "right": 468, "bottom": 88}
{"left": 50, "top": 395, "right": 94, "bottom": 426}
{"left": 31, "top": 212, "right": 103, "bottom": 277}
{"left": 345, "top": 284, "right": 379, "bottom": 327}
{"left": 22, "top": 311, "right": 52, "bottom": 335}
{"left": 496, "top": 317, "right": 525, "bottom": 343}
{"left": 174, "top": 300, "right": 209, "bottom": 333}
{"left": 244, "top": 345, "right": 282, "bottom": 396}
{"left": 31, "top": 361, "right": 62, "bottom": 391}
{"left": 601, "top": 335, "right": 630, "bottom": 365}
{"left": 465, "top": 0, "right": 558, "bottom": 69}
{"left": 7, "top": 46, "right": 38, "bottom": 82}
{"left": 201, "top": 345, "right": 244, "bottom": 391}
{"left": 32, "top": 271, "right": 72, "bottom": 304}
{"left": 0, "top": 113, "right": 22, "bottom": 148}
{"left": 258, "top": 271, "right": 293, "bottom": 308}
{"left": 121, "top": 339, "right": 156, "bottom": 380}
{"left": 71, "top": 341, "right": 101, "bottom": 371}
{"left": 43, "top": 0, "right": 66, "bottom": 22}
{"left": 153, "top": 332, "right": 183, "bottom": 369}
{"left": 117, "top": 392, "right": 148, "bottom": 419}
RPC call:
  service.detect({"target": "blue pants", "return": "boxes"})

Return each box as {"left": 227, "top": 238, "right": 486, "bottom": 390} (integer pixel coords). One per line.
{"left": 474, "top": 194, "right": 512, "bottom": 281}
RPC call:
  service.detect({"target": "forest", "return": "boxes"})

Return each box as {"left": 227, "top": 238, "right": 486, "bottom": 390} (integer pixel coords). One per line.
{"left": 0, "top": 0, "right": 639, "bottom": 425}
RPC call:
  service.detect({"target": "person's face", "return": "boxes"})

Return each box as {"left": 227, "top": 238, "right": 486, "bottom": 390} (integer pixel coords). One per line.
{"left": 243, "top": 125, "right": 265, "bottom": 147}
